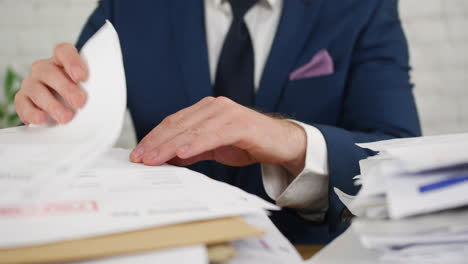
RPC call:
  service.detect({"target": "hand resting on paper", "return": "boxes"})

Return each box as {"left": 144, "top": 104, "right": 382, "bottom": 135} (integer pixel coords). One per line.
{"left": 15, "top": 43, "right": 87, "bottom": 124}
{"left": 130, "top": 97, "right": 307, "bottom": 176}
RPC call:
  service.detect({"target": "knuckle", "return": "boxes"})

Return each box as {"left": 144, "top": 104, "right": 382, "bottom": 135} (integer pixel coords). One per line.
{"left": 163, "top": 114, "right": 185, "bottom": 130}
{"left": 31, "top": 59, "right": 45, "bottom": 74}
{"left": 39, "top": 63, "right": 55, "bottom": 81}
{"left": 21, "top": 78, "right": 37, "bottom": 93}
{"left": 161, "top": 115, "right": 175, "bottom": 127}
{"left": 201, "top": 96, "right": 215, "bottom": 103}
{"left": 30, "top": 82, "right": 44, "bottom": 94}
{"left": 215, "top": 96, "right": 233, "bottom": 107}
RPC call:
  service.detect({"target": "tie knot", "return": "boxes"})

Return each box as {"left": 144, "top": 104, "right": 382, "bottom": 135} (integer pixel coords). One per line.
{"left": 228, "top": 0, "right": 258, "bottom": 19}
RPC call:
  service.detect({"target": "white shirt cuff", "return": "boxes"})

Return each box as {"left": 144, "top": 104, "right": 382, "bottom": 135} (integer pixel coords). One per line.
{"left": 261, "top": 121, "right": 329, "bottom": 220}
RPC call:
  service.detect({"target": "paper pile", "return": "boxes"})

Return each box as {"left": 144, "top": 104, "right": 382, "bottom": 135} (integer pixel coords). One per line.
{"left": 347, "top": 134, "right": 468, "bottom": 263}
{"left": 0, "top": 21, "right": 303, "bottom": 264}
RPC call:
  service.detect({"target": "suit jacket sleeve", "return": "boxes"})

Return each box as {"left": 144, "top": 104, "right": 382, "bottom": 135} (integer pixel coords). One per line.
{"left": 76, "top": 0, "right": 113, "bottom": 50}
{"left": 314, "top": 0, "right": 421, "bottom": 232}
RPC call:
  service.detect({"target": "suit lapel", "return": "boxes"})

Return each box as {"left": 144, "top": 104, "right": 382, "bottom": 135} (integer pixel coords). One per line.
{"left": 171, "top": 0, "right": 212, "bottom": 106}
{"left": 256, "top": 0, "right": 324, "bottom": 112}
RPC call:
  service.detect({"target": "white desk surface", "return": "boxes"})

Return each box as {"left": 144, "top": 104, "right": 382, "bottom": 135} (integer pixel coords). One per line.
{"left": 305, "top": 228, "right": 380, "bottom": 264}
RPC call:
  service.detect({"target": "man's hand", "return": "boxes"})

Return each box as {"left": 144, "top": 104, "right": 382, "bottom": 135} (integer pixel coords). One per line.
{"left": 15, "top": 43, "right": 88, "bottom": 124}
{"left": 130, "top": 97, "right": 307, "bottom": 176}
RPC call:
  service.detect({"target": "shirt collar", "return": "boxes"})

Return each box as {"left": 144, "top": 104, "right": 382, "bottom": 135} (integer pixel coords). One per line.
{"left": 212, "top": 0, "right": 280, "bottom": 10}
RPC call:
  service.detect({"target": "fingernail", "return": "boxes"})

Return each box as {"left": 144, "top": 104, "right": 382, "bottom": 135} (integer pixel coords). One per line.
{"left": 131, "top": 146, "right": 145, "bottom": 161}
{"left": 71, "top": 65, "right": 85, "bottom": 82}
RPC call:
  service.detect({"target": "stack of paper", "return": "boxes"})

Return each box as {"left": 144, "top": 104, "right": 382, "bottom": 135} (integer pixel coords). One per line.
{"left": 0, "top": 21, "right": 303, "bottom": 264}
{"left": 346, "top": 134, "right": 468, "bottom": 263}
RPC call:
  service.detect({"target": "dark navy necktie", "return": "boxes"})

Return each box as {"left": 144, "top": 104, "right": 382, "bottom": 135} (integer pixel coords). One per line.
{"left": 214, "top": 0, "right": 258, "bottom": 107}
{"left": 213, "top": 0, "right": 258, "bottom": 186}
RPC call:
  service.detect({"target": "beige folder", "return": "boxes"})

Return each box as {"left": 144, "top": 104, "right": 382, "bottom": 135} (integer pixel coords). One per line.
{"left": 0, "top": 216, "right": 263, "bottom": 264}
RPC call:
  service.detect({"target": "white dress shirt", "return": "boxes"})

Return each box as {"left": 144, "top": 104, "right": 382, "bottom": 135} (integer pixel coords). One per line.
{"left": 204, "top": 0, "right": 329, "bottom": 220}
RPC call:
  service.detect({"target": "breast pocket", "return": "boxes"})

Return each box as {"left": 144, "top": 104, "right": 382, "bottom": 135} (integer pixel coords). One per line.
{"left": 277, "top": 73, "right": 345, "bottom": 124}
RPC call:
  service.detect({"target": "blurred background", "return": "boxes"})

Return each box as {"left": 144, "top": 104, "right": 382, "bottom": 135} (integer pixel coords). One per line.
{"left": 0, "top": 0, "right": 467, "bottom": 148}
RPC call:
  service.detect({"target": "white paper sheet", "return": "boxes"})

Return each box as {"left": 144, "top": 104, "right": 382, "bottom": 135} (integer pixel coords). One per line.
{"left": 350, "top": 134, "right": 468, "bottom": 264}
{"left": 0, "top": 20, "right": 127, "bottom": 202}
{"left": 0, "top": 148, "right": 278, "bottom": 248}
{"left": 386, "top": 170, "right": 468, "bottom": 219}
{"left": 333, "top": 187, "right": 355, "bottom": 213}
{"left": 380, "top": 243, "right": 468, "bottom": 264}
{"left": 359, "top": 232, "right": 468, "bottom": 250}
{"left": 72, "top": 245, "right": 208, "bottom": 264}
{"left": 229, "top": 214, "right": 303, "bottom": 264}
{"left": 358, "top": 133, "right": 468, "bottom": 172}
{"left": 352, "top": 209, "right": 468, "bottom": 237}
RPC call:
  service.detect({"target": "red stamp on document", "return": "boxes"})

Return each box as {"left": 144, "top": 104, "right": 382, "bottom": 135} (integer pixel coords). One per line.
{"left": 0, "top": 200, "right": 99, "bottom": 217}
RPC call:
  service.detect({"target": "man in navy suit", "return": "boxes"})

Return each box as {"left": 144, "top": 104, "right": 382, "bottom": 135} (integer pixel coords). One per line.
{"left": 15, "top": 0, "right": 420, "bottom": 244}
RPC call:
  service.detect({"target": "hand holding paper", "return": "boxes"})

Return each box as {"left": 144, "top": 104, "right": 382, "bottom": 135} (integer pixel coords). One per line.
{"left": 0, "top": 21, "right": 126, "bottom": 202}
{"left": 15, "top": 43, "right": 88, "bottom": 124}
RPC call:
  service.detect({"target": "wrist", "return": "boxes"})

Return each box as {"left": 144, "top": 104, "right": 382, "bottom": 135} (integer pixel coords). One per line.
{"left": 280, "top": 120, "right": 307, "bottom": 177}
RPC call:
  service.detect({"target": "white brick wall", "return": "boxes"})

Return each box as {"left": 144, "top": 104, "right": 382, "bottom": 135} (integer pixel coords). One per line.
{"left": 0, "top": 0, "right": 467, "bottom": 143}
{"left": 400, "top": 0, "right": 468, "bottom": 135}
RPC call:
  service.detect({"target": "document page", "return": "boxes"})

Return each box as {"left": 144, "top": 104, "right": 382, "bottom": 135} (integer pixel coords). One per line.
{"left": 229, "top": 214, "right": 303, "bottom": 264}
{"left": 0, "top": 149, "right": 277, "bottom": 247}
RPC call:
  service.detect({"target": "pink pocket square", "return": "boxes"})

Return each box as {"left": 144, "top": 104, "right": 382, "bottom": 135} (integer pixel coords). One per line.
{"left": 289, "top": 49, "right": 334, "bottom": 80}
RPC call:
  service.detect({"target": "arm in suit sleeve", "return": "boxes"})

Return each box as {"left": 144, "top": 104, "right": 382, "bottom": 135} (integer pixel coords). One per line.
{"left": 306, "top": 0, "right": 420, "bottom": 232}
{"left": 76, "top": 0, "right": 113, "bottom": 50}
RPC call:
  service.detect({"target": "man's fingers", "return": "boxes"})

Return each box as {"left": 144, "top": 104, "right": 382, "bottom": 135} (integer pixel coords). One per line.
{"left": 141, "top": 114, "right": 237, "bottom": 166}
{"left": 130, "top": 96, "right": 216, "bottom": 162}
{"left": 28, "top": 81, "right": 74, "bottom": 124}
{"left": 131, "top": 96, "right": 250, "bottom": 166}
{"left": 14, "top": 93, "right": 48, "bottom": 124}
{"left": 139, "top": 127, "right": 213, "bottom": 166}
{"left": 53, "top": 43, "right": 88, "bottom": 83}
{"left": 14, "top": 43, "right": 86, "bottom": 125}
{"left": 36, "top": 62, "right": 86, "bottom": 109}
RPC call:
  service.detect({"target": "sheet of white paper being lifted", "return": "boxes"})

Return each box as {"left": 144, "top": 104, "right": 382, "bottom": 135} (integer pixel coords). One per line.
{"left": 0, "top": 21, "right": 126, "bottom": 202}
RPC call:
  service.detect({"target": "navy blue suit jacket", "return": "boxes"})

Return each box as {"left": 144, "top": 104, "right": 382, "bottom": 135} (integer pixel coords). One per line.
{"left": 76, "top": 0, "right": 421, "bottom": 244}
